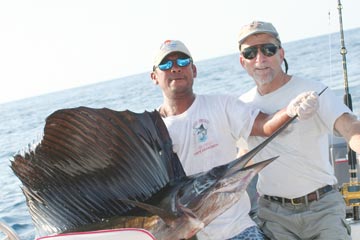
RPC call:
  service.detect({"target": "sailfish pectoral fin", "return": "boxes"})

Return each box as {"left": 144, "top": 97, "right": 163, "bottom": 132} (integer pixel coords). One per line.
{"left": 119, "top": 199, "right": 179, "bottom": 226}
{"left": 119, "top": 197, "right": 204, "bottom": 232}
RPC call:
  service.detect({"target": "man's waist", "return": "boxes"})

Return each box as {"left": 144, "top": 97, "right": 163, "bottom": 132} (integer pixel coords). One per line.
{"left": 263, "top": 185, "right": 334, "bottom": 205}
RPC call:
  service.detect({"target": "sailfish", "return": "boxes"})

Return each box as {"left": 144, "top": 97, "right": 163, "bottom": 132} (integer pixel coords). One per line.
{"left": 11, "top": 106, "right": 292, "bottom": 240}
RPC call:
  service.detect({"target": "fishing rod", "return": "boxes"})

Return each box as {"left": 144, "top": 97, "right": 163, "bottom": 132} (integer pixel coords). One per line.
{"left": 337, "top": 0, "right": 360, "bottom": 221}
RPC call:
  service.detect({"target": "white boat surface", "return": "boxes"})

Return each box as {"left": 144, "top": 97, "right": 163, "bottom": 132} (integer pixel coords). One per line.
{"left": 349, "top": 219, "right": 360, "bottom": 239}
{"left": 1, "top": 219, "right": 360, "bottom": 239}
{"left": 0, "top": 225, "right": 157, "bottom": 240}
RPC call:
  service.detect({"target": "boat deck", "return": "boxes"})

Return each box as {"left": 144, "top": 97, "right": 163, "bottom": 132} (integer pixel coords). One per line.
{"left": 349, "top": 219, "right": 360, "bottom": 238}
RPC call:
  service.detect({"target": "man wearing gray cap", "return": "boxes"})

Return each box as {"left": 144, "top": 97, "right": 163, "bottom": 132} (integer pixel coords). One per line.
{"left": 150, "top": 39, "right": 320, "bottom": 239}
{"left": 237, "top": 20, "right": 359, "bottom": 239}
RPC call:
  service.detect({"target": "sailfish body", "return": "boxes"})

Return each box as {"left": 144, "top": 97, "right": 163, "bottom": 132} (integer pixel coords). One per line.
{"left": 11, "top": 107, "right": 279, "bottom": 240}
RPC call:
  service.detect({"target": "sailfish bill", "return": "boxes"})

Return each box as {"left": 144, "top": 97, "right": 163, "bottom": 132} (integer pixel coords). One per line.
{"left": 11, "top": 107, "right": 282, "bottom": 240}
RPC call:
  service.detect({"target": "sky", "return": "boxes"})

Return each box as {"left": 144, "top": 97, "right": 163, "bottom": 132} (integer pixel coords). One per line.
{"left": 0, "top": 0, "right": 359, "bottom": 104}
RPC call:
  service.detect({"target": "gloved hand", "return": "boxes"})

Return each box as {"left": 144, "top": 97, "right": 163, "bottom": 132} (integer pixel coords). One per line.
{"left": 286, "top": 91, "right": 319, "bottom": 120}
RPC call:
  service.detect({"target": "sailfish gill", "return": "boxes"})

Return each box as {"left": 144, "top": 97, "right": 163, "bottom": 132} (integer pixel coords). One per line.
{"left": 11, "top": 107, "right": 284, "bottom": 240}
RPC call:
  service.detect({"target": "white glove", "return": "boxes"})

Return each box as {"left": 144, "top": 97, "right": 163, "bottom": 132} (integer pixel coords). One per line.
{"left": 286, "top": 91, "right": 319, "bottom": 120}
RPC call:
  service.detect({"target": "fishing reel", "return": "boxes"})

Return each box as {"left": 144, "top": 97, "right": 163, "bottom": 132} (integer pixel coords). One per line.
{"left": 341, "top": 179, "right": 360, "bottom": 207}
{"left": 331, "top": 138, "right": 360, "bottom": 220}
{"left": 341, "top": 181, "right": 360, "bottom": 220}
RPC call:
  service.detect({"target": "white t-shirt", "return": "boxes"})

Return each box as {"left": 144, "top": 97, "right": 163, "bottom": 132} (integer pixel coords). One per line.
{"left": 162, "top": 94, "right": 260, "bottom": 240}
{"left": 240, "top": 76, "right": 352, "bottom": 198}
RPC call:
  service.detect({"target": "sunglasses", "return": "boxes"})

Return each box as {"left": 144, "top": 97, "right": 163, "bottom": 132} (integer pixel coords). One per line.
{"left": 156, "top": 57, "right": 192, "bottom": 71}
{"left": 241, "top": 43, "right": 279, "bottom": 60}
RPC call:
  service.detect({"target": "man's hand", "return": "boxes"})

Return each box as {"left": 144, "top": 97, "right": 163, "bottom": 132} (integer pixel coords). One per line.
{"left": 287, "top": 91, "right": 319, "bottom": 120}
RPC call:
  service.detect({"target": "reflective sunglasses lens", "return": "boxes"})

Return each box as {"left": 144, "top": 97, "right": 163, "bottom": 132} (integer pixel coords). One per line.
{"left": 261, "top": 44, "right": 278, "bottom": 57}
{"left": 157, "top": 58, "right": 191, "bottom": 71}
{"left": 242, "top": 47, "right": 258, "bottom": 60}
{"left": 242, "top": 44, "right": 278, "bottom": 59}
{"left": 177, "top": 58, "right": 191, "bottom": 67}
{"left": 158, "top": 60, "right": 173, "bottom": 71}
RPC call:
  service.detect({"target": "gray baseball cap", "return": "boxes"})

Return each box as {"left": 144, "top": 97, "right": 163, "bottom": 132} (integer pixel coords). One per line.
{"left": 238, "top": 21, "right": 281, "bottom": 46}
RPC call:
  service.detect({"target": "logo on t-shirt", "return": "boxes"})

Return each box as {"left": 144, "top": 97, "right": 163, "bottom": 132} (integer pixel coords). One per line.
{"left": 193, "top": 119, "right": 219, "bottom": 156}
{"left": 194, "top": 123, "right": 207, "bottom": 142}
{"left": 193, "top": 119, "right": 209, "bottom": 143}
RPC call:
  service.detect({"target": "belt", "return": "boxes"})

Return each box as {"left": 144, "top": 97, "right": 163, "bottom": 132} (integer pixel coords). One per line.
{"left": 263, "top": 185, "right": 334, "bottom": 205}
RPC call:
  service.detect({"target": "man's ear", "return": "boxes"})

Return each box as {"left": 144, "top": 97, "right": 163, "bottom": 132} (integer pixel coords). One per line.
{"left": 150, "top": 72, "right": 159, "bottom": 85}
{"left": 192, "top": 64, "right": 197, "bottom": 78}
{"left": 239, "top": 55, "right": 245, "bottom": 67}
{"left": 279, "top": 47, "right": 285, "bottom": 61}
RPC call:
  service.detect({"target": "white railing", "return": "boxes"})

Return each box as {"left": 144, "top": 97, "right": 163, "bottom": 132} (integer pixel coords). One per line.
{"left": 0, "top": 222, "right": 20, "bottom": 240}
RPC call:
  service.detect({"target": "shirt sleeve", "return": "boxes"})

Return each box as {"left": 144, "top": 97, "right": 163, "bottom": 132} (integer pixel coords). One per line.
{"left": 318, "top": 86, "right": 353, "bottom": 134}
{"left": 224, "top": 96, "right": 260, "bottom": 141}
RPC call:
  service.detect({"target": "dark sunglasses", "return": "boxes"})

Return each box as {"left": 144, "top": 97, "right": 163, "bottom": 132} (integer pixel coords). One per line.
{"left": 241, "top": 43, "right": 279, "bottom": 60}
{"left": 156, "top": 57, "right": 192, "bottom": 71}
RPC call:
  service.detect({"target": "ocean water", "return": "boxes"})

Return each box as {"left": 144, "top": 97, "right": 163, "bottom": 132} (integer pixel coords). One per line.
{"left": 1, "top": 28, "right": 360, "bottom": 240}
